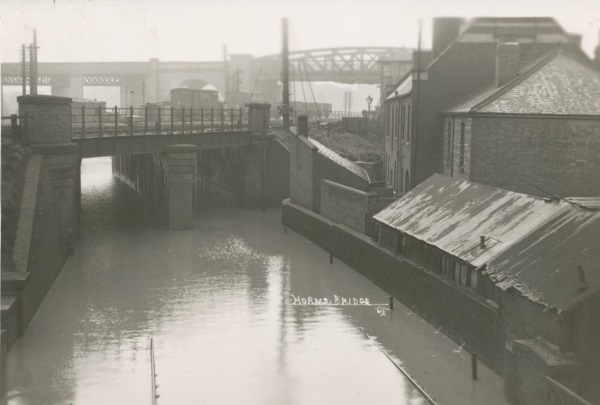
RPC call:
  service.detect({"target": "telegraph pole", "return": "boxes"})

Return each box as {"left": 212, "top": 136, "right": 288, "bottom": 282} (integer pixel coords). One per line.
{"left": 30, "top": 29, "right": 38, "bottom": 95}
{"left": 223, "top": 44, "right": 228, "bottom": 102}
{"left": 282, "top": 18, "right": 290, "bottom": 130}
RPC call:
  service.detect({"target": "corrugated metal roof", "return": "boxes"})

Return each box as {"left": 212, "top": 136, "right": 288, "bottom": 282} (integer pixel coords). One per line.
{"left": 373, "top": 174, "right": 567, "bottom": 267}
{"left": 308, "top": 138, "right": 370, "bottom": 182}
{"left": 485, "top": 207, "right": 600, "bottom": 312}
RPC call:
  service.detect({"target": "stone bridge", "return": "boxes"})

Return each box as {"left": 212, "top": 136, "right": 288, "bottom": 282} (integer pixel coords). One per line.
{"left": 16, "top": 95, "right": 290, "bottom": 233}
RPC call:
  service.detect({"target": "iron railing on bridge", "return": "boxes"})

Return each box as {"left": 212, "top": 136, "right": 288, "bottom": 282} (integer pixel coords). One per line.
{"left": 1, "top": 114, "right": 30, "bottom": 144}
{"left": 71, "top": 106, "right": 250, "bottom": 139}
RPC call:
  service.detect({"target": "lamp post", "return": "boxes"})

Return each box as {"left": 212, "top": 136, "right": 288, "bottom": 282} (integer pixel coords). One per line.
{"left": 366, "top": 94, "right": 373, "bottom": 113}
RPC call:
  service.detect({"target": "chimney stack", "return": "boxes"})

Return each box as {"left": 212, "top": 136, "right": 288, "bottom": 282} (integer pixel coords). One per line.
{"left": 297, "top": 115, "right": 308, "bottom": 136}
{"left": 432, "top": 17, "right": 464, "bottom": 59}
{"left": 496, "top": 42, "right": 520, "bottom": 87}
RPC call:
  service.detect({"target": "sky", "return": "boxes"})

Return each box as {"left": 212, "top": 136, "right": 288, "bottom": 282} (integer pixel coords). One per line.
{"left": 1, "top": 0, "right": 599, "bottom": 63}
{"left": 1, "top": 0, "right": 599, "bottom": 112}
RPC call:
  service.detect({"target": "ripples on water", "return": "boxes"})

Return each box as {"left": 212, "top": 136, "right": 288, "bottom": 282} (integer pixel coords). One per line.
{"left": 5, "top": 157, "right": 426, "bottom": 405}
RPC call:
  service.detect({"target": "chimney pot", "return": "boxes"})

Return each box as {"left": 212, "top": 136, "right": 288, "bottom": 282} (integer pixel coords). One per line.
{"left": 496, "top": 42, "right": 520, "bottom": 87}
{"left": 480, "top": 236, "right": 486, "bottom": 249}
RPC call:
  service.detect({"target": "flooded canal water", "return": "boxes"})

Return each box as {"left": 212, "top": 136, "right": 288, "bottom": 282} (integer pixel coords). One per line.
{"left": 4, "top": 157, "right": 428, "bottom": 404}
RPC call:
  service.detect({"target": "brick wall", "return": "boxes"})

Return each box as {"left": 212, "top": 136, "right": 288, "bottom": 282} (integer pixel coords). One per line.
{"left": 18, "top": 95, "right": 71, "bottom": 145}
{"left": 470, "top": 116, "right": 600, "bottom": 196}
{"left": 442, "top": 116, "right": 473, "bottom": 180}
{"left": 313, "top": 153, "right": 370, "bottom": 214}
{"left": 320, "top": 180, "right": 371, "bottom": 233}
{"left": 282, "top": 200, "right": 506, "bottom": 373}
{"left": 264, "top": 139, "right": 290, "bottom": 206}
{"left": 290, "top": 134, "right": 316, "bottom": 211}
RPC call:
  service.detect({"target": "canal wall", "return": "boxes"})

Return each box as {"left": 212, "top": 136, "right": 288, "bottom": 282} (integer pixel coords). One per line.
{"left": 281, "top": 199, "right": 506, "bottom": 374}
{"left": 2, "top": 96, "right": 81, "bottom": 360}
{"left": 2, "top": 153, "right": 80, "bottom": 351}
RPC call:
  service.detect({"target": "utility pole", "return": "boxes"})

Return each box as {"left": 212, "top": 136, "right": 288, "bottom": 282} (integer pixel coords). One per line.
{"left": 30, "top": 29, "right": 38, "bottom": 95}
{"left": 223, "top": 44, "right": 228, "bottom": 102}
{"left": 282, "top": 18, "right": 290, "bottom": 130}
{"left": 411, "top": 19, "right": 422, "bottom": 192}
{"left": 21, "top": 44, "right": 27, "bottom": 95}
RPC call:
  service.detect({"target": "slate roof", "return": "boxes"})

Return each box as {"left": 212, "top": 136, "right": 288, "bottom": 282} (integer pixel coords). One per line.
{"left": 373, "top": 174, "right": 567, "bottom": 267}
{"left": 446, "top": 52, "right": 600, "bottom": 116}
{"left": 308, "top": 138, "right": 370, "bottom": 182}
{"left": 385, "top": 74, "right": 412, "bottom": 101}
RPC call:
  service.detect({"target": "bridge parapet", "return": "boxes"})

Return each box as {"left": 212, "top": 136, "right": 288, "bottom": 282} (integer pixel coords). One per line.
{"left": 17, "top": 95, "right": 80, "bottom": 253}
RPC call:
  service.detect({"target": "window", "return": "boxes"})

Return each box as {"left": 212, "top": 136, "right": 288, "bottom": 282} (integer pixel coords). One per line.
{"left": 459, "top": 122, "right": 466, "bottom": 172}
{"left": 407, "top": 105, "right": 411, "bottom": 143}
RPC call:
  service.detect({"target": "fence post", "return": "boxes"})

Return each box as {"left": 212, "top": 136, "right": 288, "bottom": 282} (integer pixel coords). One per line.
{"left": 129, "top": 106, "right": 134, "bottom": 136}
{"left": 170, "top": 107, "right": 174, "bottom": 134}
{"left": 98, "top": 106, "right": 103, "bottom": 137}
{"left": 144, "top": 106, "right": 148, "bottom": 134}
{"left": 82, "top": 105, "right": 86, "bottom": 139}
{"left": 10, "top": 114, "right": 18, "bottom": 141}
{"left": 114, "top": 105, "right": 118, "bottom": 137}
{"left": 239, "top": 107, "right": 242, "bottom": 130}
{"left": 157, "top": 107, "right": 161, "bottom": 135}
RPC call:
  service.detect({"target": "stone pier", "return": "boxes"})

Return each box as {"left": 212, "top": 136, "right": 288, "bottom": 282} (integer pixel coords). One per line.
{"left": 166, "top": 144, "right": 198, "bottom": 230}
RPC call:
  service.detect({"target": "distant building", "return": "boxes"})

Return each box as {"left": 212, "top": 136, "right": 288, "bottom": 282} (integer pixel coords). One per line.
{"left": 384, "top": 17, "right": 585, "bottom": 193}
{"left": 71, "top": 98, "right": 106, "bottom": 123}
{"left": 373, "top": 174, "right": 600, "bottom": 404}
{"left": 443, "top": 47, "right": 600, "bottom": 197}
{"left": 170, "top": 88, "right": 220, "bottom": 109}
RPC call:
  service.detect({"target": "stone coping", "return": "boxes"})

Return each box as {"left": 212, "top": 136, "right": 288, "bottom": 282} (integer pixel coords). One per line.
{"left": 17, "top": 95, "right": 72, "bottom": 104}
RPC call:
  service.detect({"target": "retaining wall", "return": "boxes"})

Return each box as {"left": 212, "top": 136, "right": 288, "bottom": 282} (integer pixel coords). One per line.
{"left": 282, "top": 199, "right": 506, "bottom": 373}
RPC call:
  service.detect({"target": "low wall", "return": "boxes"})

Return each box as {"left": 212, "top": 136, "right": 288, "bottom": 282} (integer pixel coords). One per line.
{"left": 282, "top": 199, "right": 506, "bottom": 373}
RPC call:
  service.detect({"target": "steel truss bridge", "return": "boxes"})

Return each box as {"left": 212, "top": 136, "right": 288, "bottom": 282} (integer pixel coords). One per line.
{"left": 1, "top": 47, "right": 411, "bottom": 106}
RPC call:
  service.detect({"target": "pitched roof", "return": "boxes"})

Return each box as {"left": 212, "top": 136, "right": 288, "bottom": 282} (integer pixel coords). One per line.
{"left": 446, "top": 52, "right": 600, "bottom": 115}
{"left": 373, "top": 174, "right": 567, "bottom": 267}
{"left": 485, "top": 205, "right": 600, "bottom": 312}
{"left": 385, "top": 74, "right": 412, "bottom": 101}
{"left": 308, "top": 138, "right": 370, "bottom": 182}
{"left": 427, "top": 17, "right": 569, "bottom": 71}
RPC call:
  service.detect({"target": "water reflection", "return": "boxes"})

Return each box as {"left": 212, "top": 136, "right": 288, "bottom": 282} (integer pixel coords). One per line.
{"left": 5, "top": 157, "right": 425, "bottom": 405}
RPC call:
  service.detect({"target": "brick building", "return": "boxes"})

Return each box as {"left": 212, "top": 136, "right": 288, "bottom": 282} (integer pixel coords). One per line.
{"left": 373, "top": 174, "right": 600, "bottom": 404}
{"left": 443, "top": 47, "right": 600, "bottom": 196}
{"left": 383, "top": 75, "right": 412, "bottom": 195}
{"left": 384, "top": 17, "right": 584, "bottom": 192}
